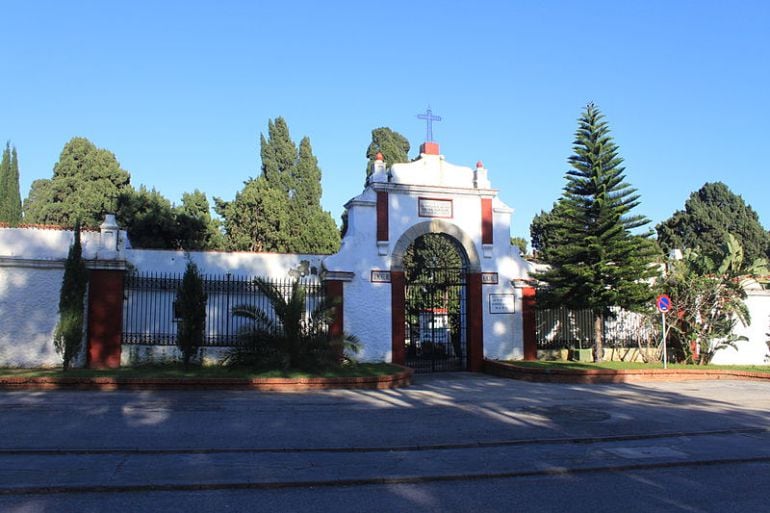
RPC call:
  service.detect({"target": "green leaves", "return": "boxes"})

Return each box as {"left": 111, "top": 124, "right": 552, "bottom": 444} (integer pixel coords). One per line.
{"left": 54, "top": 223, "right": 89, "bottom": 371}
{"left": 24, "top": 137, "right": 131, "bottom": 228}
{"left": 175, "top": 260, "right": 207, "bottom": 368}
{"left": 657, "top": 182, "right": 770, "bottom": 264}
{"left": 0, "top": 143, "right": 22, "bottom": 225}
{"left": 218, "top": 118, "right": 339, "bottom": 254}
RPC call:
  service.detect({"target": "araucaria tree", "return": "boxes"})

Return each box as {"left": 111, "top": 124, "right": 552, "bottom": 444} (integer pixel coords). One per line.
{"left": 54, "top": 223, "right": 89, "bottom": 371}
{"left": 175, "top": 260, "right": 207, "bottom": 369}
{"left": 535, "top": 103, "right": 658, "bottom": 361}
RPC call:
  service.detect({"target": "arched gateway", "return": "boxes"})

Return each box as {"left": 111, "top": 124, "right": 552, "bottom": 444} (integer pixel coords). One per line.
{"left": 322, "top": 141, "right": 533, "bottom": 372}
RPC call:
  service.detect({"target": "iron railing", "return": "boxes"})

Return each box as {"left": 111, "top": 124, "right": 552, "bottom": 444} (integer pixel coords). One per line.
{"left": 535, "top": 306, "right": 654, "bottom": 350}
{"left": 122, "top": 272, "right": 325, "bottom": 347}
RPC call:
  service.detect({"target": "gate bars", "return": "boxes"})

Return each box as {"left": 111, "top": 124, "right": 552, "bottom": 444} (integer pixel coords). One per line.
{"left": 122, "top": 272, "right": 324, "bottom": 347}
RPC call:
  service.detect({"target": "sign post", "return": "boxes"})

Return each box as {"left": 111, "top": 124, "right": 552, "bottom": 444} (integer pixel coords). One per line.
{"left": 656, "top": 294, "right": 671, "bottom": 369}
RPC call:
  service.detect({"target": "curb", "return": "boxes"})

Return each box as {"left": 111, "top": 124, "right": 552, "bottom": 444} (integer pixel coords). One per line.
{"left": 483, "top": 360, "right": 770, "bottom": 384}
{"left": 0, "top": 366, "right": 414, "bottom": 391}
{"left": 2, "top": 455, "right": 770, "bottom": 496}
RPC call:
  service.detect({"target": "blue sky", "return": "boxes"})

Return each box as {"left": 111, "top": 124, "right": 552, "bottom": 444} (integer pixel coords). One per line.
{"left": 3, "top": 1, "right": 769, "bottom": 244}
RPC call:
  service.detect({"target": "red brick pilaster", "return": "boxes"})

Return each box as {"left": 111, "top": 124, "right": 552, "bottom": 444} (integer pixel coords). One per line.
{"left": 377, "top": 191, "right": 389, "bottom": 242}
{"left": 324, "top": 280, "right": 344, "bottom": 339}
{"left": 467, "top": 272, "right": 484, "bottom": 372}
{"left": 87, "top": 270, "right": 125, "bottom": 369}
{"left": 522, "top": 287, "right": 537, "bottom": 360}
{"left": 390, "top": 271, "right": 406, "bottom": 365}
{"left": 481, "top": 198, "right": 493, "bottom": 245}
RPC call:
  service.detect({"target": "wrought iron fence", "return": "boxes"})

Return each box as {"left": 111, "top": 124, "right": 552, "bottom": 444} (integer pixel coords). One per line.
{"left": 535, "top": 306, "right": 654, "bottom": 350}
{"left": 122, "top": 272, "right": 325, "bottom": 347}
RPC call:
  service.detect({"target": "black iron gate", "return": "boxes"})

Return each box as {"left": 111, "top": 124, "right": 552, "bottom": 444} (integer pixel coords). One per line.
{"left": 404, "top": 267, "right": 467, "bottom": 372}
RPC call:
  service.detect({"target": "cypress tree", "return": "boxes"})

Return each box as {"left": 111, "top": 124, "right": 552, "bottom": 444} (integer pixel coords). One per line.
{"left": 364, "top": 127, "right": 410, "bottom": 182}
{"left": 24, "top": 137, "right": 130, "bottom": 228}
{"left": 219, "top": 118, "right": 339, "bottom": 254}
{"left": 535, "top": 103, "right": 658, "bottom": 361}
{"left": 54, "top": 223, "right": 89, "bottom": 371}
{"left": 175, "top": 259, "right": 207, "bottom": 369}
{"left": 0, "top": 143, "right": 9, "bottom": 222}
{"left": 6, "top": 146, "right": 22, "bottom": 224}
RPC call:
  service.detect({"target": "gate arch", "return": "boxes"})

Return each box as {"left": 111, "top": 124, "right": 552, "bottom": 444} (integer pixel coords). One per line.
{"left": 391, "top": 220, "right": 481, "bottom": 273}
{"left": 390, "top": 221, "right": 484, "bottom": 372}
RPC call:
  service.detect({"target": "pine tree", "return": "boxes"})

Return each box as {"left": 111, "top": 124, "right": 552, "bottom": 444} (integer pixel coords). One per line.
{"left": 535, "top": 103, "right": 658, "bottom": 361}
{"left": 54, "top": 223, "right": 89, "bottom": 371}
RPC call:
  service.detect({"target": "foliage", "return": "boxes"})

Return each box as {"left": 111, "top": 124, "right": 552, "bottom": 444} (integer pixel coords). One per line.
{"left": 662, "top": 233, "right": 768, "bottom": 364}
{"left": 224, "top": 278, "right": 359, "bottom": 371}
{"left": 54, "top": 223, "right": 89, "bottom": 371}
{"left": 657, "top": 182, "right": 770, "bottom": 263}
{"left": 529, "top": 201, "right": 568, "bottom": 257}
{"left": 342, "top": 127, "right": 411, "bottom": 236}
{"left": 364, "top": 127, "right": 410, "bottom": 182}
{"left": 0, "top": 143, "right": 22, "bottom": 225}
{"left": 175, "top": 260, "right": 207, "bottom": 369}
{"left": 216, "top": 118, "right": 339, "bottom": 253}
{"left": 117, "top": 187, "right": 223, "bottom": 250}
{"left": 510, "top": 236, "right": 528, "bottom": 256}
{"left": 24, "top": 137, "right": 131, "bottom": 228}
{"left": 534, "top": 103, "right": 659, "bottom": 361}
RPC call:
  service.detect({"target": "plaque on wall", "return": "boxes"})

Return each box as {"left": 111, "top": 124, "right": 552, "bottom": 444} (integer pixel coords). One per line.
{"left": 488, "top": 294, "right": 515, "bottom": 314}
{"left": 481, "top": 272, "right": 498, "bottom": 285}
{"left": 371, "top": 270, "right": 391, "bottom": 283}
{"left": 418, "top": 197, "right": 453, "bottom": 219}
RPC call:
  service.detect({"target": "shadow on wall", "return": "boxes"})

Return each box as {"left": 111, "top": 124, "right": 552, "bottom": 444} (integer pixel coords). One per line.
{"left": 0, "top": 265, "right": 73, "bottom": 367}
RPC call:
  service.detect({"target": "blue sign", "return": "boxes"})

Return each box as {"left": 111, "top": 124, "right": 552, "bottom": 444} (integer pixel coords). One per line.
{"left": 656, "top": 294, "right": 671, "bottom": 313}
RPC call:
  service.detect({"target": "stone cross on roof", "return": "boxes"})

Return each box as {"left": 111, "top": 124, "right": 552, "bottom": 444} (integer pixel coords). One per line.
{"left": 417, "top": 106, "right": 442, "bottom": 142}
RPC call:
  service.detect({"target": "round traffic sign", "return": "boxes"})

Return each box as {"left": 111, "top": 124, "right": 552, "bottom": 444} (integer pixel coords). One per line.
{"left": 656, "top": 294, "right": 671, "bottom": 313}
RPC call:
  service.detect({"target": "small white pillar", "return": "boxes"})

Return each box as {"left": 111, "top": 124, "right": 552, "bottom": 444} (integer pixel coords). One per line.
{"left": 99, "top": 214, "right": 120, "bottom": 259}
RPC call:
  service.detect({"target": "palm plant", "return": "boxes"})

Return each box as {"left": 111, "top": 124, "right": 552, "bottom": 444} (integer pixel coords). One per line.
{"left": 224, "top": 278, "right": 359, "bottom": 371}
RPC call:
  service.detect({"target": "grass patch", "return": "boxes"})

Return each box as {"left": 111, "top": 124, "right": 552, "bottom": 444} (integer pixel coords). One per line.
{"left": 0, "top": 362, "right": 404, "bottom": 380}
{"left": 504, "top": 360, "right": 770, "bottom": 374}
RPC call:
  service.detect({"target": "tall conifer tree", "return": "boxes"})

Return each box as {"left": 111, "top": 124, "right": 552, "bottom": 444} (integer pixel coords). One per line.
{"left": 535, "top": 104, "right": 658, "bottom": 361}
{"left": 217, "top": 118, "right": 339, "bottom": 253}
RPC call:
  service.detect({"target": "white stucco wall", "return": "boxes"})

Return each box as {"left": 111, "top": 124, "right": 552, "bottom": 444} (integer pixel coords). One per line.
{"left": 711, "top": 289, "right": 770, "bottom": 365}
{"left": 126, "top": 248, "right": 324, "bottom": 279}
{"left": 324, "top": 151, "right": 531, "bottom": 363}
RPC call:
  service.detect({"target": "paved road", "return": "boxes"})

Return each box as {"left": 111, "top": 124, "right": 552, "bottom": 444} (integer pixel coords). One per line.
{"left": 1, "top": 373, "right": 769, "bottom": 511}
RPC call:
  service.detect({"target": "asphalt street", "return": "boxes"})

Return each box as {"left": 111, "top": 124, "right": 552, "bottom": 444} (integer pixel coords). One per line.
{"left": 0, "top": 373, "right": 768, "bottom": 512}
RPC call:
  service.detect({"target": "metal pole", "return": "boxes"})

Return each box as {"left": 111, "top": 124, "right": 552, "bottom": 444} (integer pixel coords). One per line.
{"left": 661, "top": 312, "right": 667, "bottom": 369}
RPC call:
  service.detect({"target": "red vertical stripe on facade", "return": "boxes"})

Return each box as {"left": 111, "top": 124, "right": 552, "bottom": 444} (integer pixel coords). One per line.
{"left": 324, "top": 280, "right": 344, "bottom": 339}
{"left": 522, "top": 287, "right": 537, "bottom": 360}
{"left": 390, "top": 271, "right": 406, "bottom": 365}
{"left": 87, "top": 270, "right": 125, "bottom": 369}
{"left": 467, "top": 273, "right": 484, "bottom": 371}
{"left": 377, "top": 191, "right": 389, "bottom": 242}
{"left": 481, "top": 198, "right": 493, "bottom": 244}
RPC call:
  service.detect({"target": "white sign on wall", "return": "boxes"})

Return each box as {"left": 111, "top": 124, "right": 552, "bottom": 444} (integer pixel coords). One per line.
{"left": 489, "top": 294, "right": 515, "bottom": 314}
{"left": 418, "top": 198, "right": 453, "bottom": 219}
{"left": 371, "top": 270, "right": 391, "bottom": 283}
